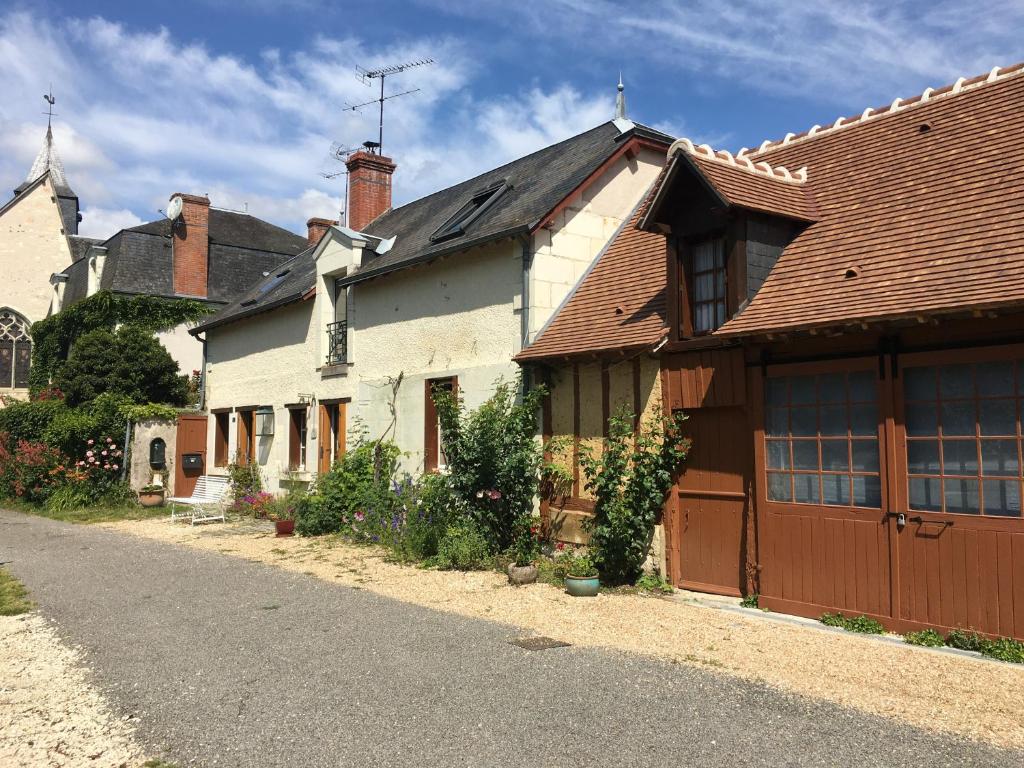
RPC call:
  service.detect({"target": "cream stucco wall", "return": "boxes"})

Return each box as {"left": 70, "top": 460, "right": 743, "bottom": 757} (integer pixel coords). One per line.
{"left": 157, "top": 323, "right": 205, "bottom": 380}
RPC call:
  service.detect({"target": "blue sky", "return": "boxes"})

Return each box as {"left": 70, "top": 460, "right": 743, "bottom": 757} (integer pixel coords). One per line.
{"left": 1, "top": 0, "right": 1021, "bottom": 239}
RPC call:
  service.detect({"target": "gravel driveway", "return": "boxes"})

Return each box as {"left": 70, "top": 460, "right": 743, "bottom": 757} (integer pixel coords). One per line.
{"left": 1, "top": 509, "right": 1020, "bottom": 768}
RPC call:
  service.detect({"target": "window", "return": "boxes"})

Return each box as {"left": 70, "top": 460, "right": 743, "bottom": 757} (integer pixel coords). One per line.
{"left": 288, "top": 407, "right": 307, "bottom": 471}
{"left": 326, "top": 278, "right": 347, "bottom": 366}
{"left": 213, "top": 412, "right": 230, "bottom": 467}
{"left": 690, "top": 238, "right": 727, "bottom": 333}
{"left": 0, "top": 309, "right": 31, "bottom": 389}
{"left": 429, "top": 182, "right": 509, "bottom": 242}
{"left": 904, "top": 362, "right": 1023, "bottom": 517}
{"left": 765, "top": 370, "right": 882, "bottom": 508}
{"left": 425, "top": 377, "right": 457, "bottom": 472}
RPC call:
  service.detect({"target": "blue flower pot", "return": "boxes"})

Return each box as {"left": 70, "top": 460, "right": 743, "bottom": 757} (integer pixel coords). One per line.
{"left": 565, "top": 575, "right": 600, "bottom": 597}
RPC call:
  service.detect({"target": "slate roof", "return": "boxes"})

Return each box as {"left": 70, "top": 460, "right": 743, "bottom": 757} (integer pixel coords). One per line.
{"left": 713, "top": 62, "right": 1024, "bottom": 336}
{"left": 12, "top": 126, "right": 80, "bottom": 235}
{"left": 67, "top": 235, "right": 101, "bottom": 263}
{"left": 195, "top": 121, "right": 673, "bottom": 333}
{"left": 59, "top": 208, "right": 307, "bottom": 311}
{"left": 515, "top": 190, "right": 667, "bottom": 361}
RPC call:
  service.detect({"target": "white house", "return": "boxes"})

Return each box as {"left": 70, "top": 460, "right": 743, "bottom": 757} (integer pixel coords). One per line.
{"left": 193, "top": 115, "right": 671, "bottom": 489}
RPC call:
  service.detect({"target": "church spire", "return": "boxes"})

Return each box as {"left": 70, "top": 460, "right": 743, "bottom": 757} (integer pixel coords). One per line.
{"left": 615, "top": 72, "right": 627, "bottom": 120}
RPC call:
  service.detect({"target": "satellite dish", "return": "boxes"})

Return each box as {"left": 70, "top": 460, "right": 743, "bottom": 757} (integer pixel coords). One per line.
{"left": 166, "top": 196, "right": 183, "bottom": 220}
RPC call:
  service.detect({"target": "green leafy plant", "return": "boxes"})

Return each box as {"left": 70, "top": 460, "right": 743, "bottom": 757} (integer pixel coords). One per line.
{"left": 431, "top": 521, "right": 491, "bottom": 571}
{"left": 740, "top": 593, "right": 760, "bottom": 609}
{"left": 581, "top": 407, "right": 690, "bottom": 585}
{"left": 227, "top": 459, "right": 263, "bottom": 503}
{"left": 635, "top": 572, "right": 673, "bottom": 594}
{"left": 140, "top": 484, "right": 165, "bottom": 494}
{"left": 433, "top": 377, "right": 546, "bottom": 552}
{"left": 510, "top": 518, "right": 541, "bottom": 566}
{"left": 944, "top": 629, "right": 985, "bottom": 652}
{"left": 903, "top": 629, "right": 945, "bottom": 647}
{"left": 820, "top": 612, "right": 885, "bottom": 634}
{"left": 980, "top": 637, "right": 1024, "bottom": 664}
{"left": 562, "top": 550, "right": 598, "bottom": 578}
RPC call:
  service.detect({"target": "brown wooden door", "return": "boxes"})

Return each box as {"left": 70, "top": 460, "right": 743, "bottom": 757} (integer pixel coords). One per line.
{"left": 318, "top": 402, "right": 347, "bottom": 474}
{"left": 668, "top": 407, "right": 747, "bottom": 596}
{"left": 318, "top": 404, "right": 332, "bottom": 474}
{"left": 174, "top": 413, "right": 208, "bottom": 497}
{"left": 236, "top": 410, "right": 254, "bottom": 464}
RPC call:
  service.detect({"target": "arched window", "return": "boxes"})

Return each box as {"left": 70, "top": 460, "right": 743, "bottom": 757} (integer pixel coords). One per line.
{"left": 0, "top": 309, "right": 32, "bottom": 389}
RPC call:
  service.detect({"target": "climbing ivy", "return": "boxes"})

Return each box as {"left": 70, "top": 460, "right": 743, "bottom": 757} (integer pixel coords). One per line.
{"left": 29, "top": 291, "right": 212, "bottom": 391}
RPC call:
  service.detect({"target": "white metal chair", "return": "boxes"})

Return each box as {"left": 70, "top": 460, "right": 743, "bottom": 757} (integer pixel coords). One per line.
{"left": 167, "top": 476, "right": 231, "bottom": 525}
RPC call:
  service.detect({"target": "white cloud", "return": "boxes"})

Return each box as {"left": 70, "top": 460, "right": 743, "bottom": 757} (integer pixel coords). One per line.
{"left": 0, "top": 9, "right": 622, "bottom": 241}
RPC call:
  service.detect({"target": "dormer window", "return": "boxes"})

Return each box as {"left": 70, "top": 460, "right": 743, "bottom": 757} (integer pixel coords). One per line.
{"left": 429, "top": 181, "right": 509, "bottom": 242}
{"left": 691, "top": 237, "right": 727, "bottom": 333}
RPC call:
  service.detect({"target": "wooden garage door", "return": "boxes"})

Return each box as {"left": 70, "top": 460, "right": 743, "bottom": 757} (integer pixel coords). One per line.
{"left": 666, "top": 407, "right": 747, "bottom": 596}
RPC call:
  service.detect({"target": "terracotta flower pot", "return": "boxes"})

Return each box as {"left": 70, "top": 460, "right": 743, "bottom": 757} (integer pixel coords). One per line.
{"left": 507, "top": 563, "right": 538, "bottom": 586}
{"left": 139, "top": 492, "right": 164, "bottom": 508}
{"left": 565, "top": 575, "right": 600, "bottom": 597}
{"left": 274, "top": 519, "right": 295, "bottom": 537}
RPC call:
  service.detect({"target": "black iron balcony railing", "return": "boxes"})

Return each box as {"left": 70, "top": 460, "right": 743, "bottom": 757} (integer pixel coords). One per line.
{"left": 326, "top": 320, "right": 348, "bottom": 366}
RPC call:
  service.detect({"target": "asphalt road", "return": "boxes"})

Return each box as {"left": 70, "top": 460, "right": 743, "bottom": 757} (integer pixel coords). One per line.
{"left": 2, "top": 510, "right": 1020, "bottom": 768}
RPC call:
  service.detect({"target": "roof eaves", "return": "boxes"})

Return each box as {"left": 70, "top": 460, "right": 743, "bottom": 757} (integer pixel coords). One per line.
{"left": 190, "top": 290, "right": 307, "bottom": 335}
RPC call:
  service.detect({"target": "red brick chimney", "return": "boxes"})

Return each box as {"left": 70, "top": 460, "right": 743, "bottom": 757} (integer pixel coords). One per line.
{"left": 170, "top": 193, "right": 210, "bottom": 298}
{"left": 306, "top": 217, "right": 338, "bottom": 247}
{"left": 345, "top": 151, "right": 396, "bottom": 231}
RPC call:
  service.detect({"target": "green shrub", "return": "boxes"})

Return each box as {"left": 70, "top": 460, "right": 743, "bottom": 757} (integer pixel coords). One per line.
{"left": 904, "top": 629, "right": 945, "bottom": 647}
{"left": 55, "top": 326, "right": 189, "bottom": 407}
{"left": 635, "top": 572, "right": 673, "bottom": 593}
{"left": 581, "top": 407, "right": 689, "bottom": 585}
{"left": 431, "top": 521, "right": 491, "bottom": 571}
{"left": 561, "top": 550, "right": 598, "bottom": 578}
{"left": 980, "top": 637, "right": 1024, "bottom": 664}
{"left": 388, "top": 473, "right": 457, "bottom": 561}
{"left": 433, "top": 378, "right": 545, "bottom": 552}
{"left": 820, "top": 612, "right": 885, "bottom": 634}
{"left": 0, "top": 398, "right": 68, "bottom": 448}
{"left": 227, "top": 460, "right": 262, "bottom": 502}
{"left": 740, "top": 593, "right": 759, "bottom": 609}
{"left": 945, "top": 629, "right": 986, "bottom": 652}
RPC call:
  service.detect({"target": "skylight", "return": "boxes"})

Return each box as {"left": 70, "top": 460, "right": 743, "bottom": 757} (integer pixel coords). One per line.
{"left": 257, "top": 268, "right": 291, "bottom": 296}
{"left": 429, "top": 181, "right": 510, "bottom": 243}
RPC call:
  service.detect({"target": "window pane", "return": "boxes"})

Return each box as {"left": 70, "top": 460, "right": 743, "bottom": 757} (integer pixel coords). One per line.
{"left": 716, "top": 270, "right": 726, "bottom": 298}
{"left": 716, "top": 302, "right": 726, "bottom": 328}
{"left": 851, "top": 440, "right": 880, "bottom": 472}
{"left": 940, "top": 401, "right": 975, "bottom": 436}
{"left": 940, "top": 364, "right": 974, "bottom": 399}
{"left": 792, "top": 441, "right": 819, "bottom": 470}
{"left": 819, "top": 404, "right": 847, "bottom": 436}
{"left": 983, "top": 479, "right": 1022, "bottom": 517}
{"left": 794, "top": 474, "right": 820, "bottom": 504}
{"left": 696, "top": 272, "right": 714, "bottom": 301}
{"left": 821, "top": 440, "right": 849, "bottom": 471}
{"left": 768, "top": 472, "right": 791, "bottom": 502}
{"left": 906, "top": 402, "right": 938, "bottom": 437}
{"left": 979, "top": 399, "right": 1016, "bottom": 436}
{"left": 767, "top": 379, "right": 787, "bottom": 406}
{"left": 850, "top": 403, "right": 878, "bottom": 436}
{"left": 904, "top": 367, "right": 937, "bottom": 401}
{"left": 765, "top": 407, "right": 789, "bottom": 437}
{"left": 693, "top": 242, "right": 714, "bottom": 271}
{"left": 766, "top": 440, "right": 791, "bottom": 470}
{"left": 852, "top": 475, "right": 882, "bottom": 508}
{"left": 976, "top": 361, "right": 1014, "bottom": 397}
{"left": 944, "top": 478, "right": 980, "bottom": 514}
{"left": 942, "top": 440, "right": 978, "bottom": 474}
{"left": 790, "top": 376, "right": 816, "bottom": 405}
{"left": 848, "top": 370, "right": 876, "bottom": 402}
{"left": 822, "top": 473, "right": 850, "bottom": 505}
{"left": 818, "top": 373, "right": 845, "bottom": 403}
{"left": 981, "top": 439, "right": 1019, "bottom": 476}
{"left": 907, "top": 440, "right": 940, "bottom": 474}
{"left": 790, "top": 407, "right": 817, "bottom": 437}
{"left": 909, "top": 477, "right": 942, "bottom": 511}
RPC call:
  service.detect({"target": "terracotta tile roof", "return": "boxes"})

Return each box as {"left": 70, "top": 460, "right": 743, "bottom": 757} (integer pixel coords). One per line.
{"left": 683, "top": 150, "right": 818, "bottom": 222}
{"left": 515, "top": 194, "right": 667, "bottom": 361}
{"left": 714, "top": 63, "right": 1024, "bottom": 336}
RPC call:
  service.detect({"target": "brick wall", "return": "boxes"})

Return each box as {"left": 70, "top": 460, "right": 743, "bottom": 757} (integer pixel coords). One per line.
{"left": 306, "top": 217, "right": 337, "bottom": 247}
{"left": 171, "top": 193, "right": 210, "bottom": 298}
{"left": 345, "top": 152, "right": 396, "bottom": 231}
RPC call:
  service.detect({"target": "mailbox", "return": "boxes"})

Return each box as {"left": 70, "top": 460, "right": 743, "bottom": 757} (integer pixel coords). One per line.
{"left": 149, "top": 438, "right": 167, "bottom": 469}
{"left": 182, "top": 453, "right": 203, "bottom": 470}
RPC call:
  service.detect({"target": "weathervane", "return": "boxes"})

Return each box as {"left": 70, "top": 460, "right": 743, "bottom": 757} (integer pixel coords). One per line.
{"left": 345, "top": 58, "right": 434, "bottom": 155}
{"left": 43, "top": 87, "right": 56, "bottom": 128}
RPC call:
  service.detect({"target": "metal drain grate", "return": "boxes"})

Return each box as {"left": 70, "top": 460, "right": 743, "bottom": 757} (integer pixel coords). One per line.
{"left": 509, "top": 636, "right": 571, "bottom": 651}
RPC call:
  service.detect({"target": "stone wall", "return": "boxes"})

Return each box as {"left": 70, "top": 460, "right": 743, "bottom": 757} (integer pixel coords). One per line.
{"left": 130, "top": 418, "right": 177, "bottom": 493}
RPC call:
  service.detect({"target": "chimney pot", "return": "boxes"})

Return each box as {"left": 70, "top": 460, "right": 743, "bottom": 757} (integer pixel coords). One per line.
{"left": 170, "top": 193, "right": 210, "bottom": 298}
{"left": 345, "top": 151, "right": 396, "bottom": 231}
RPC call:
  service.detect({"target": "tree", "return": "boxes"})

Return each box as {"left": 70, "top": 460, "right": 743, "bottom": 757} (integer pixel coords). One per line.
{"left": 55, "top": 326, "right": 189, "bottom": 407}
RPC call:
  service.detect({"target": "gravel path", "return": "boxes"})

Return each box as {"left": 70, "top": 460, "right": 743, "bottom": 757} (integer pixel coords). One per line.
{"left": 2, "top": 510, "right": 1021, "bottom": 768}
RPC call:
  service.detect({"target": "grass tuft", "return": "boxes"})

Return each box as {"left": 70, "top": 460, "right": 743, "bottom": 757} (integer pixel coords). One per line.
{"left": 820, "top": 612, "right": 885, "bottom": 634}
{"left": 0, "top": 566, "right": 33, "bottom": 616}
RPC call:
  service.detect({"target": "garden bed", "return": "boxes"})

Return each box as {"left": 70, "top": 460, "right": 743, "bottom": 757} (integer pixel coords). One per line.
{"left": 104, "top": 516, "right": 1024, "bottom": 751}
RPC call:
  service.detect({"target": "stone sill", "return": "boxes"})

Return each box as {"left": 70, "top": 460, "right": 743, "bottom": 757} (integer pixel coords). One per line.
{"left": 319, "top": 362, "right": 350, "bottom": 379}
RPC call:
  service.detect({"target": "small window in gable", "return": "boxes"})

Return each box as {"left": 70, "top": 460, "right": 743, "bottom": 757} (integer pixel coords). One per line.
{"left": 690, "top": 238, "right": 727, "bottom": 334}
{"left": 429, "top": 181, "right": 509, "bottom": 243}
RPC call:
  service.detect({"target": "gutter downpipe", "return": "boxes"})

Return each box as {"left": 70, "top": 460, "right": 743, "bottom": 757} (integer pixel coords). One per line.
{"left": 518, "top": 233, "right": 533, "bottom": 396}
{"left": 195, "top": 332, "right": 208, "bottom": 411}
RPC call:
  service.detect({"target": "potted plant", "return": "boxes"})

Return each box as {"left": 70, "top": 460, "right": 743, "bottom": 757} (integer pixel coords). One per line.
{"left": 268, "top": 498, "right": 296, "bottom": 537}
{"left": 507, "top": 524, "right": 540, "bottom": 586}
{"left": 139, "top": 484, "right": 165, "bottom": 508}
{"left": 563, "top": 551, "right": 600, "bottom": 597}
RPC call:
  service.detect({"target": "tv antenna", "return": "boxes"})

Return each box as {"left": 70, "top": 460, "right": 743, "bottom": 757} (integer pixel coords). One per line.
{"left": 345, "top": 58, "right": 433, "bottom": 155}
